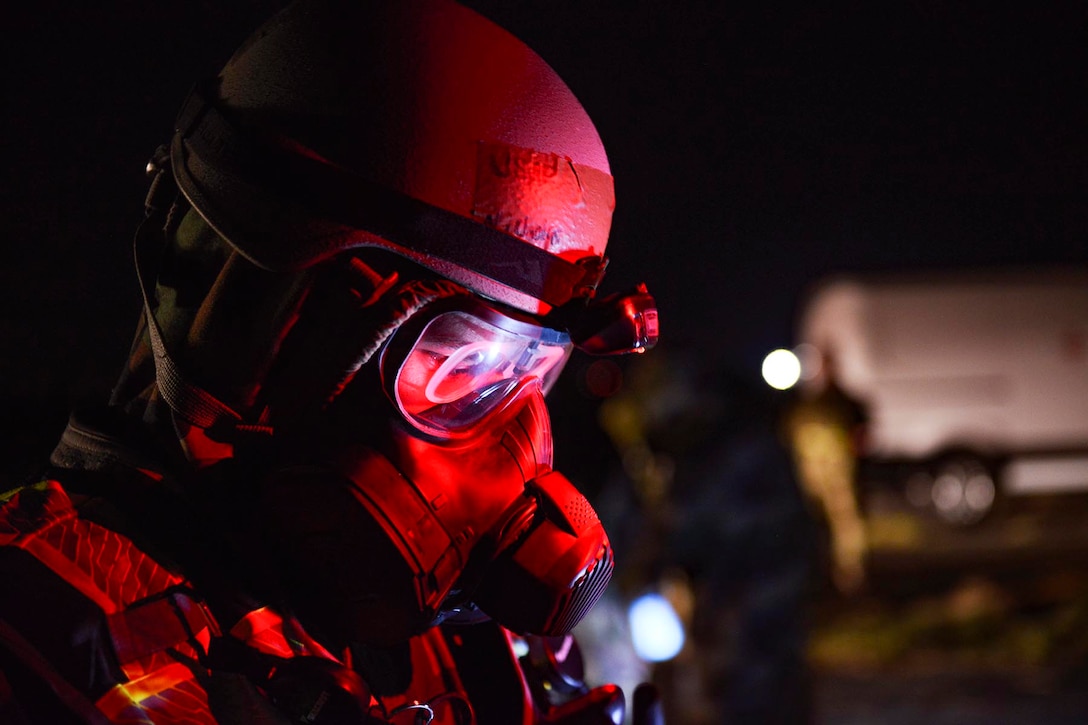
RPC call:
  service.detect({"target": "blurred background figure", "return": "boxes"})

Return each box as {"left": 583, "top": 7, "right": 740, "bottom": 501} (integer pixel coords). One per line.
{"left": 784, "top": 350, "right": 871, "bottom": 597}
{"left": 585, "top": 346, "right": 818, "bottom": 724}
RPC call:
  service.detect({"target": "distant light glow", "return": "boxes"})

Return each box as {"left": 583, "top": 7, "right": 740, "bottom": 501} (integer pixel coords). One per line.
{"left": 762, "top": 348, "right": 802, "bottom": 390}
{"left": 628, "top": 593, "right": 684, "bottom": 662}
{"left": 794, "top": 342, "right": 823, "bottom": 382}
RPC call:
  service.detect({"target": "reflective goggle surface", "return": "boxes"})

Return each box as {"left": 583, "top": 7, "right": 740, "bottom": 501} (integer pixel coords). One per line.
{"left": 386, "top": 306, "right": 572, "bottom": 436}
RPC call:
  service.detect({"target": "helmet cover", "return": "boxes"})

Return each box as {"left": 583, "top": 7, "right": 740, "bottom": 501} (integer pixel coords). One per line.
{"left": 171, "top": 0, "right": 615, "bottom": 315}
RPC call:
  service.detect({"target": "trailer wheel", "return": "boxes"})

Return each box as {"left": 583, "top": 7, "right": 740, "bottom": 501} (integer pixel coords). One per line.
{"left": 928, "top": 455, "right": 997, "bottom": 526}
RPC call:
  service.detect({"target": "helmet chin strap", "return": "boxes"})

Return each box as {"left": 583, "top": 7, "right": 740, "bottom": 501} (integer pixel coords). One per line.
{"left": 135, "top": 148, "right": 253, "bottom": 439}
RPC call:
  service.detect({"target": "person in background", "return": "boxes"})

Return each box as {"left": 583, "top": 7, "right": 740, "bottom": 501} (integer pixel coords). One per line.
{"left": 597, "top": 349, "right": 816, "bottom": 724}
{"left": 784, "top": 349, "right": 870, "bottom": 596}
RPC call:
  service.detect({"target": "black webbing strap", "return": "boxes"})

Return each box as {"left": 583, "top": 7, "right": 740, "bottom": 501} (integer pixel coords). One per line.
{"left": 173, "top": 83, "right": 607, "bottom": 306}
{"left": 133, "top": 164, "right": 245, "bottom": 431}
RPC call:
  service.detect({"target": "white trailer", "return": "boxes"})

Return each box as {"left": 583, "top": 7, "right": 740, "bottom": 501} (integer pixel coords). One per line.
{"left": 794, "top": 267, "right": 1088, "bottom": 523}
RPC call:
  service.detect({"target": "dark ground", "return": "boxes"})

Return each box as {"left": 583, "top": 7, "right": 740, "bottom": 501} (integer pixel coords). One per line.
{"left": 808, "top": 516, "right": 1088, "bottom": 724}
{"left": 640, "top": 486, "right": 1088, "bottom": 724}
{"left": 815, "top": 665, "right": 1088, "bottom": 725}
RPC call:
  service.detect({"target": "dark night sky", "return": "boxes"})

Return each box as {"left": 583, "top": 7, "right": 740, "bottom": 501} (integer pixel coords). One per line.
{"left": 3, "top": 1, "right": 1087, "bottom": 410}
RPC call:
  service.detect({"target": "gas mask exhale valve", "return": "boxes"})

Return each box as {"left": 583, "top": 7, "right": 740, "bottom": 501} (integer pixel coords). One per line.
{"left": 473, "top": 470, "right": 614, "bottom": 636}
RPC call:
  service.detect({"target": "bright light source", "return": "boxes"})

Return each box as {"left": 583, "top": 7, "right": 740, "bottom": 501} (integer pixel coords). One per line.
{"left": 628, "top": 593, "right": 685, "bottom": 662}
{"left": 762, "top": 348, "right": 802, "bottom": 390}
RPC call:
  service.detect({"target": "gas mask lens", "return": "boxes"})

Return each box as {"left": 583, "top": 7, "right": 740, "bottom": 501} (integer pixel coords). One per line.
{"left": 390, "top": 308, "right": 572, "bottom": 436}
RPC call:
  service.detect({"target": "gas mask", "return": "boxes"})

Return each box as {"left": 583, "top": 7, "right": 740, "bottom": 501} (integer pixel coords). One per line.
{"left": 248, "top": 279, "right": 654, "bottom": 650}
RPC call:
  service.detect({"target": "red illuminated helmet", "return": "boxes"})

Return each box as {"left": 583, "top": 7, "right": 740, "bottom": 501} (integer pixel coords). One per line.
{"left": 113, "top": 0, "right": 635, "bottom": 646}
{"left": 170, "top": 0, "right": 615, "bottom": 316}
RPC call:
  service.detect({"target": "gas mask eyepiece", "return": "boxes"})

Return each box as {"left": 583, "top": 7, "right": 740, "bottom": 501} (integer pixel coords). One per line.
{"left": 380, "top": 297, "right": 574, "bottom": 438}
{"left": 378, "top": 283, "right": 659, "bottom": 439}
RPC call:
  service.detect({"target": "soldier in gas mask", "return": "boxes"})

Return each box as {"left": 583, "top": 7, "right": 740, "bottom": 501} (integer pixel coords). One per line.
{"left": 0, "top": 1, "right": 660, "bottom": 722}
